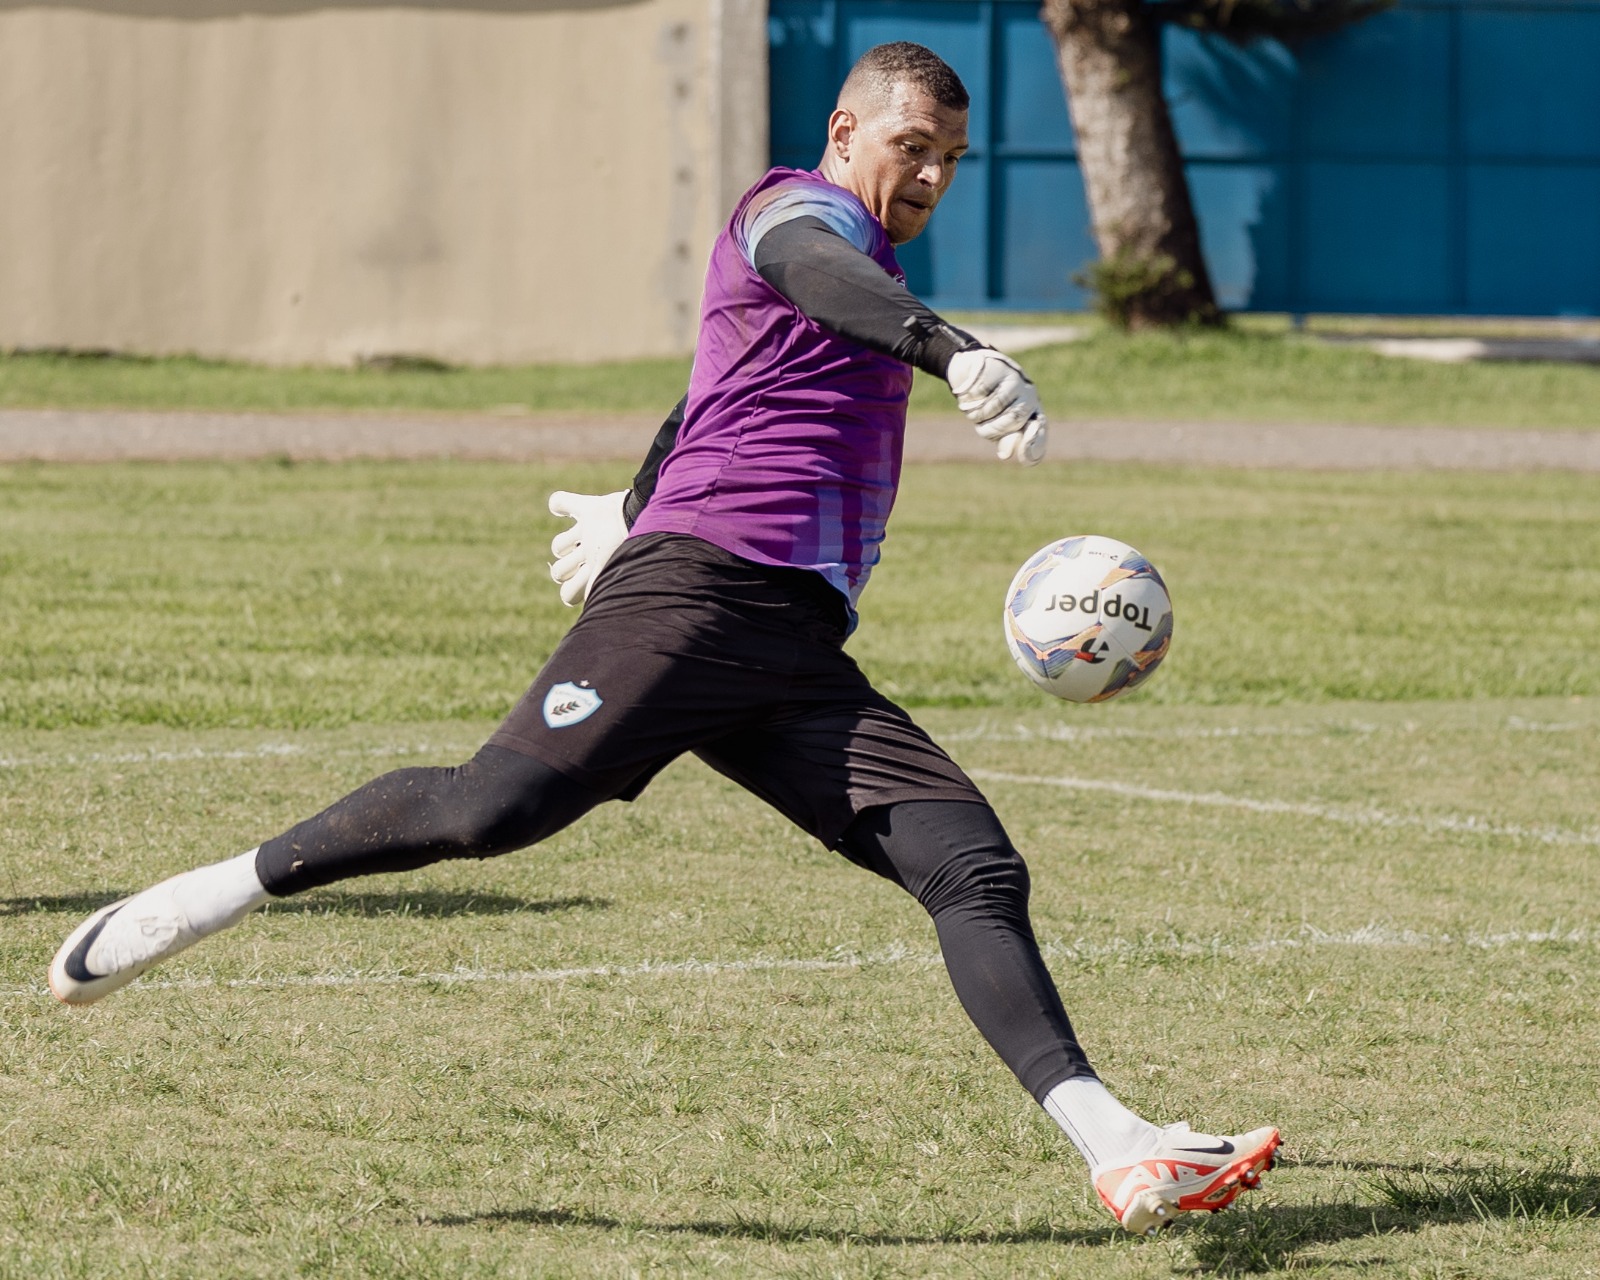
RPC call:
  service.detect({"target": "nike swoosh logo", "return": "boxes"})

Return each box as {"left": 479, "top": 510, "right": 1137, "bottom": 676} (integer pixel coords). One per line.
{"left": 1176, "top": 1140, "right": 1235, "bottom": 1156}
{"left": 62, "top": 908, "right": 120, "bottom": 982}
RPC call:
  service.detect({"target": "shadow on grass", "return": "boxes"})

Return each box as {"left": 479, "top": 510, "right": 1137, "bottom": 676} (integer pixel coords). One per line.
{"left": 1184, "top": 1161, "right": 1600, "bottom": 1274}
{"left": 0, "top": 891, "right": 132, "bottom": 917}
{"left": 424, "top": 1204, "right": 1120, "bottom": 1247}
{"left": 430, "top": 1162, "right": 1600, "bottom": 1270}
{"left": 0, "top": 890, "right": 607, "bottom": 919}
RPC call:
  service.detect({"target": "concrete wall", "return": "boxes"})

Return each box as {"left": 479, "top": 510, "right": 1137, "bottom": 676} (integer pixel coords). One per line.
{"left": 0, "top": 1, "right": 771, "bottom": 364}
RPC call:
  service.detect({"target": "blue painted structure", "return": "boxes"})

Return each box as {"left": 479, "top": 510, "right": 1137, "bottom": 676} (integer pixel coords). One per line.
{"left": 768, "top": 0, "right": 1600, "bottom": 315}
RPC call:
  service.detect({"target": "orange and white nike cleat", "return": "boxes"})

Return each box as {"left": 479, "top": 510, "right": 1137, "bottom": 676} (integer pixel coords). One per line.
{"left": 1092, "top": 1123, "right": 1281, "bottom": 1236}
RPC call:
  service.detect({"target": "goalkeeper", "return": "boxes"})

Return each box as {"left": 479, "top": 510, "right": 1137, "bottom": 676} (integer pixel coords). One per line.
{"left": 49, "top": 41, "right": 1276, "bottom": 1235}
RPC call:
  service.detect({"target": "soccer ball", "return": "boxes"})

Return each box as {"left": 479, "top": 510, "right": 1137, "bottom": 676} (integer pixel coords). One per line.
{"left": 1003, "top": 535, "right": 1173, "bottom": 703}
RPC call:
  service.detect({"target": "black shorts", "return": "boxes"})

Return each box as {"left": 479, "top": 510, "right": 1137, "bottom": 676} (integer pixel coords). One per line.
{"left": 489, "top": 532, "right": 987, "bottom": 846}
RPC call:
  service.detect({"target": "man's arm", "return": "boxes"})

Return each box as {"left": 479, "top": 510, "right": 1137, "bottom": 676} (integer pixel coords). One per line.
{"left": 551, "top": 205, "right": 1047, "bottom": 607}
{"left": 752, "top": 216, "right": 1046, "bottom": 463}
{"left": 753, "top": 216, "right": 978, "bottom": 377}
{"left": 622, "top": 213, "right": 992, "bottom": 538}
{"left": 622, "top": 395, "right": 687, "bottom": 528}
{"left": 548, "top": 396, "right": 688, "bottom": 607}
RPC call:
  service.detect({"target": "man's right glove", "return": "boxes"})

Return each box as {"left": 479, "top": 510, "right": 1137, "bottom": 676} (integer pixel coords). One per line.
{"left": 946, "top": 347, "right": 1048, "bottom": 466}
{"left": 548, "top": 489, "right": 630, "bottom": 607}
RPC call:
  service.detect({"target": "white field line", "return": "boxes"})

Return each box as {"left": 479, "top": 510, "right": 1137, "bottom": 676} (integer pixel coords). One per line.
{"left": 945, "top": 722, "right": 1367, "bottom": 744}
{"left": 140, "top": 952, "right": 915, "bottom": 993}
{"left": 7, "top": 926, "right": 1597, "bottom": 1002}
{"left": 1, "top": 715, "right": 1590, "bottom": 773}
{"left": 969, "top": 769, "right": 1600, "bottom": 849}
{"left": 944, "top": 716, "right": 1590, "bottom": 744}
{"left": 4, "top": 739, "right": 1594, "bottom": 852}
{"left": 0, "top": 740, "right": 477, "bottom": 772}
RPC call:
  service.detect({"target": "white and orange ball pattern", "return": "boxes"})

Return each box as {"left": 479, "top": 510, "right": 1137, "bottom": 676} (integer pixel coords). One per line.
{"left": 1003, "top": 535, "right": 1173, "bottom": 703}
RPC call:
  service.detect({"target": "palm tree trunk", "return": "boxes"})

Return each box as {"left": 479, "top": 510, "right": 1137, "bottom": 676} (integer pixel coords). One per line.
{"left": 1041, "top": 0, "right": 1221, "bottom": 327}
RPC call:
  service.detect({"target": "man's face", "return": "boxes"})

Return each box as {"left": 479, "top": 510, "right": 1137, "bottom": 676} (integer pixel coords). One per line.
{"left": 826, "top": 82, "right": 969, "bottom": 245}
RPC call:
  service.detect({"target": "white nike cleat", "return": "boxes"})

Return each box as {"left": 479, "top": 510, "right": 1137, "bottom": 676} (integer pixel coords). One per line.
{"left": 1092, "top": 1122, "right": 1281, "bottom": 1236}
{"left": 49, "top": 859, "right": 266, "bottom": 1005}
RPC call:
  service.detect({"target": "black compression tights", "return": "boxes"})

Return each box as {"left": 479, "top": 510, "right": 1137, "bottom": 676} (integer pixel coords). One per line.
{"left": 254, "top": 751, "right": 1094, "bottom": 1099}
{"left": 838, "top": 801, "right": 1096, "bottom": 1099}
{"left": 255, "top": 745, "right": 598, "bottom": 895}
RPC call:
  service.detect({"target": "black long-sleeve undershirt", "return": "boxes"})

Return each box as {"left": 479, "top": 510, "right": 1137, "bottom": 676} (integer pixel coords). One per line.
{"left": 623, "top": 216, "right": 977, "bottom": 527}
{"left": 622, "top": 396, "right": 686, "bottom": 527}
{"left": 753, "top": 216, "right": 979, "bottom": 377}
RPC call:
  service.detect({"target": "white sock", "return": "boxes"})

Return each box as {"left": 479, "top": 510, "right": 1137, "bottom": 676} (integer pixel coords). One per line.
{"left": 1042, "top": 1077, "right": 1162, "bottom": 1170}
{"left": 167, "top": 848, "right": 270, "bottom": 935}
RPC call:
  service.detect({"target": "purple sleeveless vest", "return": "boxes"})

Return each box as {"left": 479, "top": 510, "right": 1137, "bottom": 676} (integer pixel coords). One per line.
{"left": 628, "top": 168, "right": 914, "bottom": 622}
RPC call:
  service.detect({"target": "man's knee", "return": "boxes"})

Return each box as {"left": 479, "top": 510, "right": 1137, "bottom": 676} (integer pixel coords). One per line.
{"left": 917, "top": 838, "right": 1031, "bottom": 919}
{"left": 441, "top": 745, "right": 599, "bottom": 858}
{"left": 842, "top": 799, "right": 1031, "bottom": 917}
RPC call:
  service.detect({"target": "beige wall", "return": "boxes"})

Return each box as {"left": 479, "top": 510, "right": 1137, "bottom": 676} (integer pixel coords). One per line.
{"left": 0, "top": 1, "right": 771, "bottom": 364}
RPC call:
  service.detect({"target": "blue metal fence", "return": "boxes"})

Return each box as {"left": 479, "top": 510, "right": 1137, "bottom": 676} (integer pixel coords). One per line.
{"left": 768, "top": 0, "right": 1600, "bottom": 315}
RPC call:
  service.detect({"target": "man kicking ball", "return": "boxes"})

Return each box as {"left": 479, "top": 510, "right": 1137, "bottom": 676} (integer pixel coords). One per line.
{"left": 49, "top": 42, "right": 1277, "bottom": 1236}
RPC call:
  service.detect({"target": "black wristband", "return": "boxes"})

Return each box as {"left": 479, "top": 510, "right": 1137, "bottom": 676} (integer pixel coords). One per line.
{"left": 622, "top": 488, "right": 647, "bottom": 529}
{"left": 896, "top": 315, "right": 981, "bottom": 380}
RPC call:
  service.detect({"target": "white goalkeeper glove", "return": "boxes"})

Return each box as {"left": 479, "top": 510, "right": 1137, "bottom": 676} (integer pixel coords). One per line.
{"left": 946, "top": 347, "right": 1048, "bottom": 466}
{"left": 548, "top": 489, "right": 630, "bottom": 607}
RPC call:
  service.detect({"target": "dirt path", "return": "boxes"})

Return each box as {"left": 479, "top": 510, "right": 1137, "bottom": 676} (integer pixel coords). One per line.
{"left": 2, "top": 407, "right": 1597, "bottom": 470}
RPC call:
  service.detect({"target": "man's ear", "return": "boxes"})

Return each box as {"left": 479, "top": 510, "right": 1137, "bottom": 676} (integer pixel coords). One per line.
{"left": 827, "top": 107, "right": 857, "bottom": 161}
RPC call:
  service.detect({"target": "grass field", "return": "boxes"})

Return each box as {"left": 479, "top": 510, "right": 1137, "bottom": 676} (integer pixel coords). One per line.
{"left": 4, "top": 321, "right": 1599, "bottom": 428}
{"left": 2, "top": 459, "right": 1599, "bottom": 1277}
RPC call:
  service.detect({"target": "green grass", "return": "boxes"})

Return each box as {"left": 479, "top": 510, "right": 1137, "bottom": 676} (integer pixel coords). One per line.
{"left": 951, "top": 311, "right": 1600, "bottom": 341}
{"left": 6, "top": 324, "right": 1599, "bottom": 427}
{"left": 0, "top": 350, "right": 694, "bottom": 417}
{"left": 1, "top": 461, "right": 1594, "bottom": 730}
{"left": 3, "top": 460, "right": 1599, "bottom": 1276}
{"left": 910, "top": 326, "right": 1600, "bottom": 428}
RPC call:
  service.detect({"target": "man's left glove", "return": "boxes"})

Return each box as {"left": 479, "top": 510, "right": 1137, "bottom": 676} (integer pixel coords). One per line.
{"left": 548, "top": 490, "right": 630, "bottom": 607}
{"left": 946, "top": 347, "right": 1048, "bottom": 466}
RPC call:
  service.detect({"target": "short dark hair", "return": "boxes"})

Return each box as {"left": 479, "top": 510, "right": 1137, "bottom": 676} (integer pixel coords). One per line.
{"left": 839, "top": 42, "right": 969, "bottom": 113}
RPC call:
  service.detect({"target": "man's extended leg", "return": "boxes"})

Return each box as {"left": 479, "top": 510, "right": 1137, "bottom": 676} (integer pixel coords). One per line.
{"left": 49, "top": 745, "right": 601, "bottom": 1004}
{"left": 838, "top": 799, "right": 1278, "bottom": 1235}
{"left": 838, "top": 800, "right": 1094, "bottom": 1096}
{"left": 49, "top": 533, "right": 848, "bottom": 1007}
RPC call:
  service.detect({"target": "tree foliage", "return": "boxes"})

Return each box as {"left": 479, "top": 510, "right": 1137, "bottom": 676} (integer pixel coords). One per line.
{"left": 1152, "top": 0, "right": 1395, "bottom": 44}
{"left": 1047, "top": 0, "right": 1394, "bottom": 327}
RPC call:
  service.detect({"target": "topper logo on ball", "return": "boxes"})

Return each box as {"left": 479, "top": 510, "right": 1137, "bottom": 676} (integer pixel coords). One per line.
{"left": 1043, "top": 590, "right": 1155, "bottom": 632}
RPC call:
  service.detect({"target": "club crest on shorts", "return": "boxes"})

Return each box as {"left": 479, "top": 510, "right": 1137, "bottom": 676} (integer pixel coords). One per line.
{"left": 542, "top": 681, "right": 603, "bottom": 728}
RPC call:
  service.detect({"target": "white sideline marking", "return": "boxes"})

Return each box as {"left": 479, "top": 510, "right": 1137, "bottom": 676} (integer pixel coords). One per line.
{"left": 945, "top": 717, "right": 1589, "bottom": 744}
{"left": 144, "top": 952, "right": 918, "bottom": 993}
{"left": 970, "top": 769, "right": 1600, "bottom": 848}
{"left": 1045, "top": 924, "right": 1600, "bottom": 959}
{"left": 1, "top": 714, "right": 1589, "bottom": 772}
{"left": 0, "top": 740, "right": 475, "bottom": 772}
{"left": 945, "top": 722, "right": 1365, "bottom": 744}
{"left": 4, "top": 952, "right": 935, "bottom": 1002}
{"left": 8, "top": 927, "right": 1597, "bottom": 1002}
